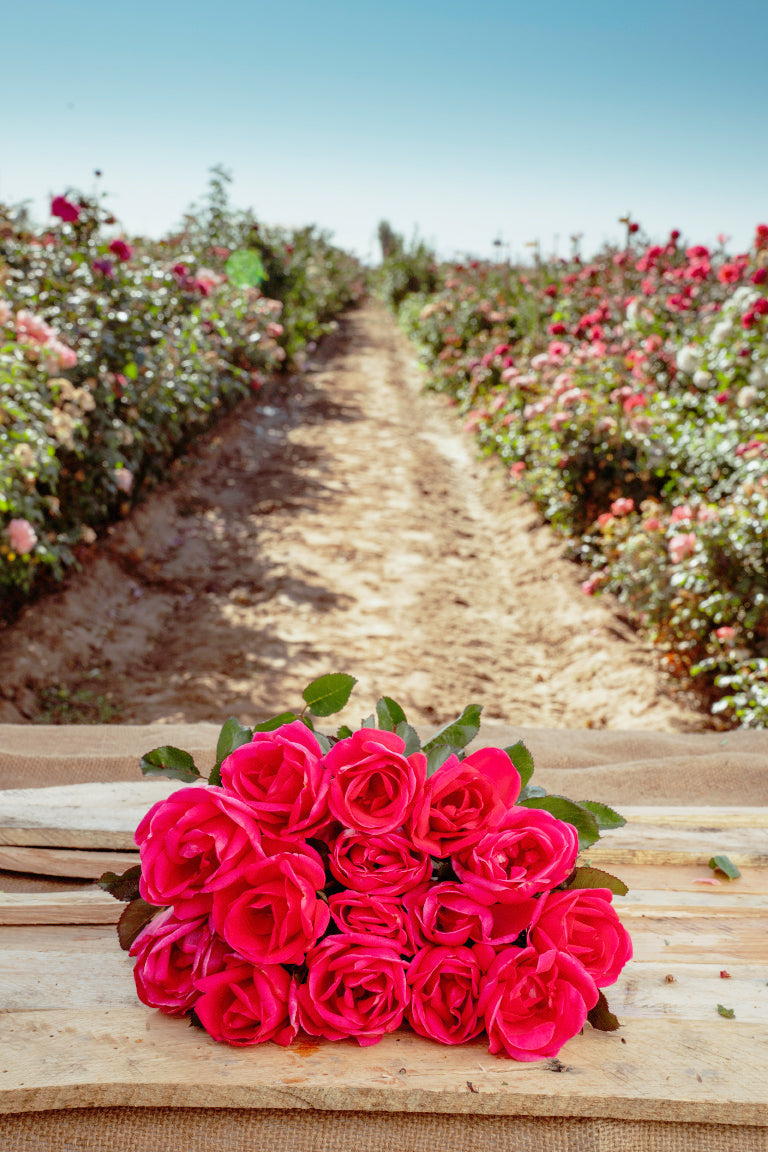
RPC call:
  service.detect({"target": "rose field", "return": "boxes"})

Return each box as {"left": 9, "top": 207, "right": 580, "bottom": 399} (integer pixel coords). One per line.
{"left": 1, "top": 186, "right": 768, "bottom": 729}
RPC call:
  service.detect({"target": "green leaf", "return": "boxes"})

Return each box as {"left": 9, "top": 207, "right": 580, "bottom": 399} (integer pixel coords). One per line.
{"left": 336, "top": 725, "right": 354, "bottom": 739}
{"left": 577, "top": 800, "right": 627, "bottom": 830}
{"left": 123, "top": 361, "right": 138, "bottom": 380}
{"left": 140, "top": 746, "right": 201, "bottom": 783}
{"left": 421, "top": 704, "right": 482, "bottom": 755}
{"left": 587, "top": 991, "right": 620, "bottom": 1032}
{"left": 376, "top": 696, "right": 407, "bottom": 731}
{"left": 225, "top": 249, "right": 266, "bottom": 287}
{"left": 117, "top": 898, "right": 165, "bottom": 951}
{"left": 215, "top": 717, "right": 253, "bottom": 767}
{"left": 360, "top": 714, "right": 377, "bottom": 729}
{"left": 565, "top": 865, "right": 628, "bottom": 896}
{"left": 396, "top": 721, "right": 422, "bottom": 756}
{"left": 518, "top": 784, "right": 547, "bottom": 802}
{"left": 253, "top": 711, "right": 298, "bottom": 732}
{"left": 97, "top": 864, "right": 142, "bottom": 903}
{"left": 709, "top": 855, "right": 741, "bottom": 880}
{"left": 315, "top": 732, "right": 332, "bottom": 754}
{"left": 505, "top": 741, "right": 535, "bottom": 789}
{"left": 302, "top": 673, "right": 357, "bottom": 717}
{"left": 426, "top": 745, "right": 455, "bottom": 778}
{"left": 717, "top": 1004, "right": 735, "bottom": 1018}
{"left": 518, "top": 795, "right": 601, "bottom": 850}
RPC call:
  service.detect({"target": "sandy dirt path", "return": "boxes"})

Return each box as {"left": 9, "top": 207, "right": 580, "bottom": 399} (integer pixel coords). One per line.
{"left": 0, "top": 301, "right": 707, "bottom": 732}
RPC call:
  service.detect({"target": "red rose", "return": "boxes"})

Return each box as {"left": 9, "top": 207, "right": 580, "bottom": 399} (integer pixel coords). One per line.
{"left": 407, "top": 943, "right": 495, "bottom": 1044}
{"left": 480, "top": 946, "right": 599, "bottom": 1061}
{"left": 328, "top": 891, "right": 417, "bottom": 954}
{"left": 529, "top": 888, "right": 632, "bottom": 986}
{"left": 129, "top": 907, "right": 208, "bottom": 1016}
{"left": 135, "top": 786, "right": 264, "bottom": 907}
{"left": 220, "top": 720, "right": 330, "bottom": 837}
{"left": 329, "top": 829, "right": 431, "bottom": 894}
{"left": 297, "top": 934, "right": 409, "bottom": 1046}
{"left": 194, "top": 956, "right": 298, "bottom": 1047}
{"left": 108, "top": 238, "right": 133, "bottom": 261}
{"left": 452, "top": 807, "right": 578, "bottom": 902}
{"left": 211, "top": 841, "right": 329, "bottom": 965}
{"left": 408, "top": 747, "right": 521, "bottom": 857}
{"left": 404, "top": 881, "right": 536, "bottom": 947}
{"left": 51, "top": 195, "right": 80, "bottom": 222}
{"left": 325, "top": 728, "right": 426, "bottom": 833}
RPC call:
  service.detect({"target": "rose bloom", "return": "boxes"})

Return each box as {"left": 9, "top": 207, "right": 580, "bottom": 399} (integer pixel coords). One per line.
{"left": 51, "top": 195, "right": 80, "bottom": 222}
{"left": 194, "top": 955, "right": 298, "bottom": 1047}
{"left": 328, "top": 891, "right": 417, "bottom": 954}
{"left": 129, "top": 906, "right": 209, "bottom": 1015}
{"left": 297, "top": 934, "right": 410, "bottom": 1046}
{"left": 109, "top": 238, "right": 133, "bottom": 261}
{"left": 668, "top": 532, "right": 696, "bottom": 564}
{"left": 408, "top": 746, "right": 521, "bottom": 857}
{"left": 329, "top": 829, "right": 431, "bottom": 894}
{"left": 325, "top": 728, "right": 427, "bottom": 834}
{"left": 529, "top": 888, "right": 633, "bottom": 987}
{"left": 211, "top": 841, "right": 329, "bottom": 965}
{"left": 7, "top": 518, "right": 37, "bottom": 555}
{"left": 135, "top": 785, "right": 264, "bottom": 907}
{"left": 220, "top": 720, "right": 330, "bottom": 837}
{"left": 452, "top": 807, "right": 578, "bottom": 903}
{"left": 405, "top": 881, "right": 536, "bottom": 948}
{"left": 610, "top": 497, "right": 634, "bottom": 516}
{"left": 480, "top": 946, "right": 599, "bottom": 1061}
{"left": 407, "top": 943, "right": 495, "bottom": 1044}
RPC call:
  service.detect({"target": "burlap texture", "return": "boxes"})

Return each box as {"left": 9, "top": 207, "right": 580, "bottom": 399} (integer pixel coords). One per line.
{"left": 1, "top": 721, "right": 766, "bottom": 803}
{"left": 0, "top": 1108, "right": 765, "bottom": 1152}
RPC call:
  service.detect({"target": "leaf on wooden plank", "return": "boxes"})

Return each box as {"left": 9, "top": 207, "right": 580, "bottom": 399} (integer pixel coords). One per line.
{"left": 564, "top": 865, "right": 628, "bottom": 896}
{"left": 117, "top": 898, "right": 166, "bottom": 951}
{"left": 717, "top": 1004, "right": 735, "bottom": 1018}
{"left": 140, "top": 746, "right": 201, "bottom": 783}
{"left": 97, "top": 864, "right": 142, "bottom": 903}
{"left": 587, "top": 990, "right": 620, "bottom": 1032}
{"left": 577, "top": 800, "right": 627, "bottom": 830}
{"left": 709, "top": 854, "right": 741, "bottom": 880}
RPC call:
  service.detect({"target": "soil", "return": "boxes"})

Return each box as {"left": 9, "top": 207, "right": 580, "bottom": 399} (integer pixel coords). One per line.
{"left": 0, "top": 301, "right": 709, "bottom": 733}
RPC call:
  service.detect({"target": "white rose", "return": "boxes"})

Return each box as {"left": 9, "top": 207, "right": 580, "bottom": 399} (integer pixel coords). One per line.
{"left": 748, "top": 364, "right": 767, "bottom": 388}
{"left": 693, "top": 369, "right": 713, "bottom": 388}
{"left": 676, "top": 345, "right": 702, "bottom": 374}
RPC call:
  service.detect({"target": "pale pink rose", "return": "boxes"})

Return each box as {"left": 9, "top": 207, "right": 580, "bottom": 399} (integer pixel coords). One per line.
{"left": 112, "top": 468, "right": 133, "bottom": 494}
{"left": 7, "top": 518, "right": 37, "bottom": 555}
{"left": 266, "top": 322, "right": 284, "bottom": 337}
{"left": 129, "top": 906, "right": 208, "bottom": 1015}
{"left": 668, "top": 532, "right": 696, "bottom": 563}
{"left": 210, "top": 840, "right": 329, "bottom": 965}
{"left": 610, "top": 497, "right": 635, "bottom": 516}
{"left": 669, "top": 504, "right": 693, "bottom": 524}
{"left": 220, "top": 720, "right": 329, "bottom": 837}
{"left": 0, "top": 300, "right": 11, "bottom": 325}
{"left": 452, "top": 807, "right": 578, "bottom": 903}
{"left": 194, "top": 956, "right": 298, "bottom": 1047}
{"left": 528, "top": 888, "right": 633, "bottom": 987}
{"left": 15, "top": 310, "right": 54, "bottom": 344}
{"left": 408, "top": 746, "right": 521, "bottom": 858}
{"left": 135, "top": 785, "right": 264, "bottom": 907}
{"left": 407, "top": 943, "right": 495, "bottom": 1044}
{"left": 325, "top": 728, "right": 427, "bottom": 834}
{"left": 480, "top": 946, "right": 598, "bottom": 1061}
{"left": 715, "top": 626, "right": 737, "bottom": 645}
{"left": 297, "top": 935, "right": 409, "bottom": 1046}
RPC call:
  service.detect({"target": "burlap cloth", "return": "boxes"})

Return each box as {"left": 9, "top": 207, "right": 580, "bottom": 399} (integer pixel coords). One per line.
{"left": 2, "top": 721, "right": 766, "bottom": 1152}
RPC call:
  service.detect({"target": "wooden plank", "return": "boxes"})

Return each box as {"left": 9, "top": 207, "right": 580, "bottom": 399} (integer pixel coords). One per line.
{"left": 0, "top": 846, "right": 139, "bottom": 879}
{"left": 0, "top": 890, "right": 122, "bottom": 926}
{"left": 0, "top": 1008, "right": 765, "bottom": 1125}
{"left": 604, "top": 862, "right": 768, "bottom": 895}
{"left": 618, "top": 806, "right": 768, "bottom": 827}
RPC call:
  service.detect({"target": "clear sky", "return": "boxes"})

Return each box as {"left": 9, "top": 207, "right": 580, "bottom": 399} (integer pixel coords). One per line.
{"left": 1, "top": 0, "right": 766, "bottom": 262}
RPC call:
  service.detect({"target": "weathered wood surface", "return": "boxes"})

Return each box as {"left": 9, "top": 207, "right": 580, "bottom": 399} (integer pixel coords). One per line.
{"left": 1, "top": 796, "right": 767, "bottom": 1127}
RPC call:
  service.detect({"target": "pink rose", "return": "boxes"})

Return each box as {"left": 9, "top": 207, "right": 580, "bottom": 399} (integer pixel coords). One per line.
{"left": 328, "top": 891, "right": 417, "bottom": 954}
{"left": 407, "top": 943, "right": 495, "bottom": 1044}
{"left": 452, "top": 807, "right": 578, "bottom": 902}
{"left": 297, "top": 935, "right": 409, "bottom": 1046}
{"left": 480, "top": 946, "right": 599, "bottom": 1061}
{"left": 129, "top": 906, "right": 208, "bottom": 1015}
{"left": 135, "top": 785, "right": 264, "bottom": 907}
{"left": 529, "top": 888, "right": 633, "bottom": 987}
{"left": 408, "top": 747, "right": 521, "bottom": 858}
{"left": 109, "top": 238, "right": 133, "bottom": 261}
{"left": 211, "top": 841, "right": 329, "bottom": 965}
{"left": 7, "top": 518, "right": 37, "bottom": 555}
{"left": 405, "top": 881, "right": 537, "bottom": 947}
{"left": 325, "top": 728, "right": 427, "bottom": 834}
{"left": 51, "top": 195, "right": 80, "bottom": 222}
{"left": 220, "top": 720, "right": 330, "bottom": 837}
{"left": 329, "top": 829, "right": 431, "bottom": 894}
{"left": 194, "top": 956, "right": 298, "bottom": 1047}
{"left": 668, "top": 532, "right": 696, "bottom": 563}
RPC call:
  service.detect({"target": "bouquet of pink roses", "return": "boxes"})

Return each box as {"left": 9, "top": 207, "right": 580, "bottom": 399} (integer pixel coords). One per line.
{"left": 100, "top": 675, "right": 632, "bottom": 1061}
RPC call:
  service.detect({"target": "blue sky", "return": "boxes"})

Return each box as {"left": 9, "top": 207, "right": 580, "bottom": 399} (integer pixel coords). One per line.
{"left": 1, "top": 0, "right": 766, "bottom": 261}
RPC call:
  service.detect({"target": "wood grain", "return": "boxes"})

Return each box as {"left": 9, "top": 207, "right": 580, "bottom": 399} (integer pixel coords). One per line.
{"left": 0, "top": 846, "right": 139, "bottom": 878}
